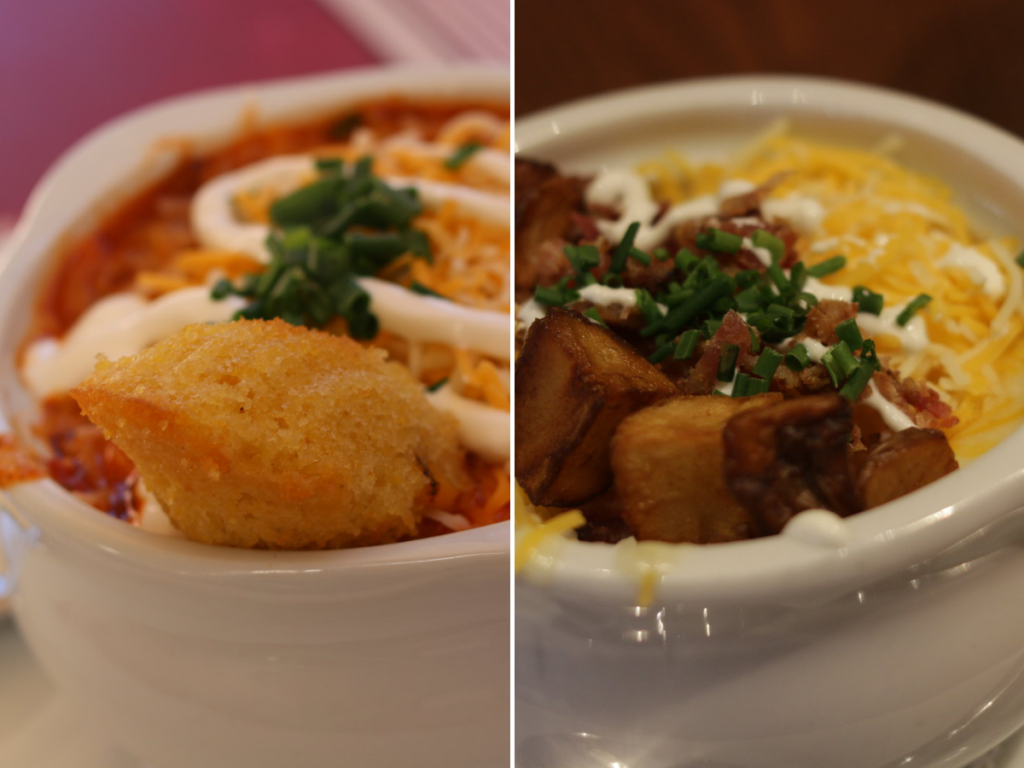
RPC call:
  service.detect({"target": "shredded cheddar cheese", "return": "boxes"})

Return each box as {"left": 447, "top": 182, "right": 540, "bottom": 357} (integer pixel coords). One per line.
{"left": 639, "top": 133, "right": 1024, "bottom": 461}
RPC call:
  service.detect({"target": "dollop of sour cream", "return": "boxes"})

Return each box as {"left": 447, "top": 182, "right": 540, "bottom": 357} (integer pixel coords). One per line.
{"left": 24, "top": 150, "right": 513, "bottom": 466}
{"left": 22, "top": 287, "right": 245, "bottom": 399}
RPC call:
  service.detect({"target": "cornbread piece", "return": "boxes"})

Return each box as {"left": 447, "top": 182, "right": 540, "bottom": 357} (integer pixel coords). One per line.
{"left": 854, "top": 428, "right": 958, "bottom": 508}
{"left": 71, "top": 319, "right": 465, "bottom": 549}
{"left": 723, "top": 394, "right": 860, "bottom": 535}
{"left": 611, "top": 394, "right": 781, "bottom": 544}
{"left": 515, "top": 307, "right": 677, "bottom": 507}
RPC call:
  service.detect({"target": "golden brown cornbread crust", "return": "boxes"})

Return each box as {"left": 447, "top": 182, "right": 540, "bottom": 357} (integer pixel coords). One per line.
{"left": 71, "top": 318, "right": 466, "bottom": 549}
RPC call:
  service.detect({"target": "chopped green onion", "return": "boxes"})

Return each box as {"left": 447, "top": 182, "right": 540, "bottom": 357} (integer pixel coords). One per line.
{"left": 649, "top": 343, "right": 674, "bottom": 364}
{"left": 654, "top": 247, "right": 671, "bottom": 262}
{"left": 751, "top": 229, "right": 785, "bottom": 263}
{"left": 675, "top": 248, "right": 699, "bottom": 272}
{"left": 610, "top": 222, "right": 641, "bottom": 273}
{"left": 533, "top": 284, "right": 579, "bottom": 307}
{"left": 426, "top": 377, "right": 449, "bottom": 393}
{"left": 629, "top": 247, "right": 652, "bottom": 266}
{"left": 564, "top": 243, "right": 601, "bottom": 275}
{"left": 635, "top": 289, "right": 664, "bottom": 325}
{"left": 839, "top": 364, "right": 875, "bottom": 401}
{"left": 717, "top": 343, "right": 739, "bottom": 382}
{"left": 583, "top": 307, "right": 608, "bottom": 327}
{"left": 1016, "top": 250, "right": 1024, "bottom": 269}
{"left": 835, "top": 318, "right": 864, "bottom": 351}
{"left": 696, "top": 227, "right": 743, "bottom": 254}
{"left": 785, "top": 344, "right": 811, "bottom": 371}
{"left": 444, "top": 142, "right": 482, "bottom": 170}
{"left": 314, "top": 157, "right": 343, "bottom": 174}
{"left": 821, "top": 341, "right": 860, "bottom": 388}
{"left": 896, "top": 294, "right": 932, "bottom": 326}
{"left": 748, "top": 327, "right": 761, "bottom": 354}
{"left": 752, "top": 348, "right": 783, "bottom": 381}
{"left": 745, "top": 377, "right": 771, "bottom": 395}
{"left": 787, "top": 262, "right": 805, "bottom": 291}
{"left": 806, "top": 256, "right": 847, "bottom": 278}
{"left": 860, "top": 338, "right": 881, "bottom": 370}
{"left": 674, "top": 329, "right": 702, "bottom": 360}
{"left": 601, "top": 272, "right": 624, "bottom": 288}
{"left": 410, "top": 281, "right": 447, "bottom": 299}
{"left": 766, "top": 262, "right": 790, "bottom": 292}
{"left": 852, "top": 286, "right": 884, "bottom": 315}
{"left": 702, "top": 317, "right": 723, "bottom": 339}
{"left": 644, "top": 274, "right": 733, "bottom": 336}
{"left": 732, "top": 373, "right": 751, "bottom": 398}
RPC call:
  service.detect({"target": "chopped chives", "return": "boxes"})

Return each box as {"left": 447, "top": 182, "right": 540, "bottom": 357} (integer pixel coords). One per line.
{"left": 534, "top": 284, "right": 578, "bottom": 306}
{"left": 643, "top": 274, "right": 732, "bottom": 336}
{"left": 789, "top": 261, "right": 807, "bottom": 290}
{"left": 896, "top": 294, "right": 932, "bottom": 326}
{"left": 839, "top": 364, "right": 875, "bottom": 401}
{"left": 582, "top": 307, "right": 608, "bottom": 327}
{"left": 444, "top": 142, "right": 482, "bottom": 169}
{"left": 806, "top": 256, "right": 847, "bottom": 278}
{"left": 835, "top": 318, "right": 864, "bottom": 351}
{"left": 821, "top": 341, "right": 860, "bottom": 382}
{"left": 785, "top": 344, "right": 811, "bottom": 371}
{"left": 426, "top": 377, "right": 449, "bottom": 393}
{"left": 649, "top": 343, "right": 674, "bottom": 364}
{"left": 732, "top": 373, "right": 751, "bottom": 398}
{"left": 635, "top": 289, "right": 664, "bottom": 325}
{"left": 564, "top": 243, "right": 601, "bottom": 275}
{"left": 654, "top": 247, "right": 671, "bottom": 262}
{"left": 702, "top": 317, "right": 723, "bottom": 339}
{"left": 748, "top": 327, "right": 761, "bottom": 354}
{"left": 629, "top": 247, "right": 652, "bottom": 266}
{"left": 752, "top": 348, "right": 783, "bottom": 381}
{"left": 852, "top": 286, "right": 884, "bottom": 315}
{"left": 766, "top": 262, "right": 790, "bottom": 292}
{"left": 610, "top": 221, "right": 641, "bottom": 273}
{"left": 675, "top": 248, "right": 699, "bottom": 272}
{"left": 601, "top": 272, "right": 624, "bottom": 288}
{"left": 410, "top": 281, "right": 447, "bottom": 299}
{"left": 695, "top": 227, "right": 742, "bottom": 254}
{"left": 751, "top": 229, "right": 785, "bottom": 263}
{"left": 314, "top": 157, "right": 343, "bottom": 174}
{"left": 745, "top": 377, "right": 771, "bottom": 395}
{"left": 1017, "top": 250, "right": 1024, "bottom": 269}
{"left": 717, "top": 343, "right": 739, "bottom": 382}
{"left": 674, "top": 329, "right": 702, "bottom": 360}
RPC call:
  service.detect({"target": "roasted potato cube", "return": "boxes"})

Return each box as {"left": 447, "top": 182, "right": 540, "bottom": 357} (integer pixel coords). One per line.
{"left": 515, "top": 307, "right": 676, "bottom": 506}
{"left": 855, "top": 428, "right": 958, "bottom": 508}
{"left": 611, "top": 393, "right": 781, "bottom": 544}
{"left": 723, "top": 393, "right": 860, "bottom": 535}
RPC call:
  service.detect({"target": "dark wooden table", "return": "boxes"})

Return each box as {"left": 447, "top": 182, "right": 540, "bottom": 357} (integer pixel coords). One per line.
{"left": 516, "top": 0, "right": 1024, "bottom": 140}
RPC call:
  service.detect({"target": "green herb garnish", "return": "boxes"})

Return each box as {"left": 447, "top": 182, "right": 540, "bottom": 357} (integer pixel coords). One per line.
{"left": 444, "top": 142, "right": 482, "bottom": 170}
{"left": 896, "top": 294, "right": 932, "bottom": 326}
{"left": 212, "top": 156, "right": 431, "bottom": 338}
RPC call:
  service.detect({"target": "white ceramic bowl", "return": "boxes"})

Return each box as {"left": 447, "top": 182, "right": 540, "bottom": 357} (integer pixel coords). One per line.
{"left": 515, "top": 76, "right": 1024, "bottom": 768}
{"left": 0, "top": 65, "right": 510, "bottom": 768}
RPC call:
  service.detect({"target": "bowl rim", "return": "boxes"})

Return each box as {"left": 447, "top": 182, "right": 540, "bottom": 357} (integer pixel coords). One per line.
{"left": 515, "top": 74, "right": 1024, "bottom": 605}
{"left": 0, "top": 63, "right": 510, "bottom": 583}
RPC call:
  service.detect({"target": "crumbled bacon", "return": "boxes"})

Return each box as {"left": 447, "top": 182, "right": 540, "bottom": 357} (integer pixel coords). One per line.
{"left": 683, "top": 311, "right": 753, "bottom": 395}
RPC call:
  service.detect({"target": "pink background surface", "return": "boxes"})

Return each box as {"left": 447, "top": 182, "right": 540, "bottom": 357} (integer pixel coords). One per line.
{"left": 0, "top": 0, "right": 378, "bottom": 218}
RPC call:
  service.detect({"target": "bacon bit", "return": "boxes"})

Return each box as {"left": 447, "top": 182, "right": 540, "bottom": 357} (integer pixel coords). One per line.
{"left": 36, "top": 396, "right": 141, "bottom": 522}
{"left": 800, "top": 300, "right": 858, "bottom": 346}
{"left": 900, "top": 377, "right": 959, "bottom": 429}
{"left": 684, "top": 310, "right": 753, "bottom": 395}
{"left": 0, "top": 434, "right": 45, "bottom": 487}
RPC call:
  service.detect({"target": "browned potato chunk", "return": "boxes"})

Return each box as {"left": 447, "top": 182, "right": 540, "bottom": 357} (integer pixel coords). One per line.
{"left": 611, "top": 393, "right": 782, "bottom": 544}
{"left": 515, "top": 307, "right": 676, "bottom": 506}
{"left": 855, "top": 428, "right": 958, "bottom": 508}
{"left": 723, "top": 394, "right": 860, "bottom": 535}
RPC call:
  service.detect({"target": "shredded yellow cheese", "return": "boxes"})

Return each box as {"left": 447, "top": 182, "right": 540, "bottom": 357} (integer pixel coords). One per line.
{"left": 642, "top": 133, "right": 1024, "bottom": 461}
